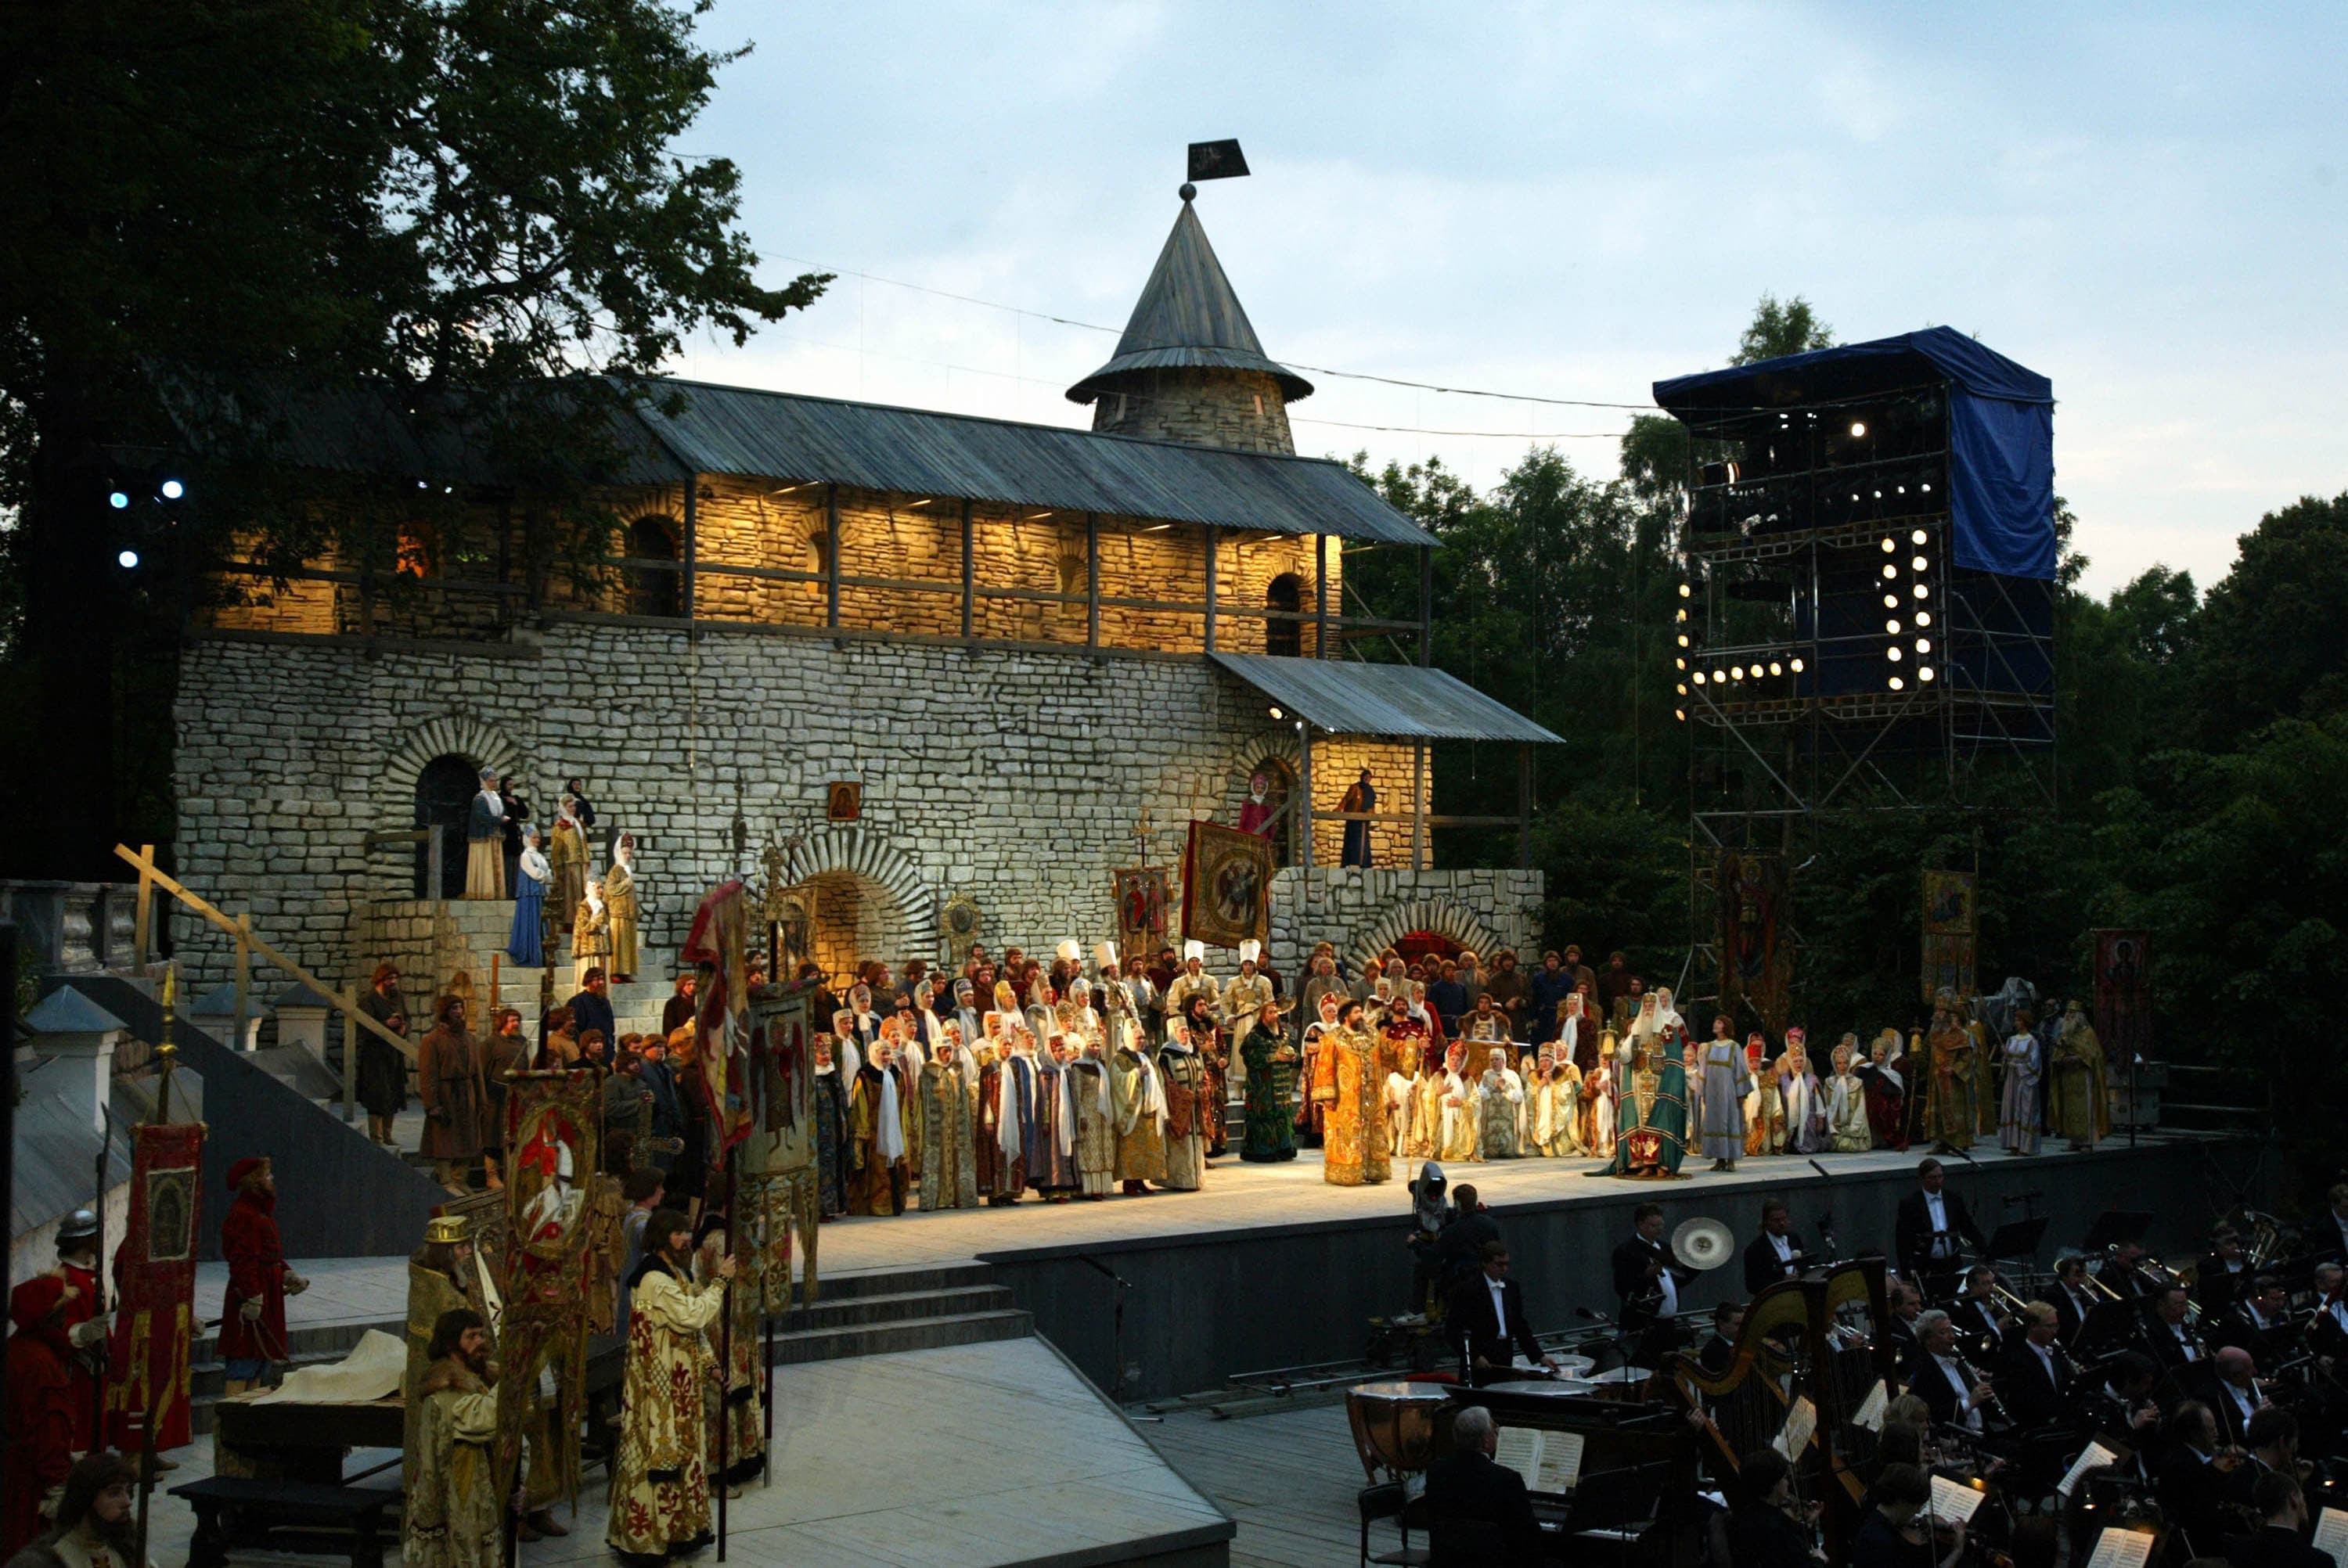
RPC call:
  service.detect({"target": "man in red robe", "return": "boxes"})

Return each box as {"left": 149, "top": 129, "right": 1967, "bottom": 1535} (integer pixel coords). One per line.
{"left": 5, "top": 1275, "right": 81, "bottom": 1557}
{"left": 216, "top": 1157, "right": 308, "bottom": 1394}
{"left": 50, "top": 1210, "right": 109, "bottom": 1453}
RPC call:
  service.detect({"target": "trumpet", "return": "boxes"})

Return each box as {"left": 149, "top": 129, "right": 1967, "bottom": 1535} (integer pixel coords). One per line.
{"left": 2080, "top": 1268, "right": 2123, "bottom": 1304}
{"left": 1989, "top": 1281, "right": 2033, "bottom": 1318}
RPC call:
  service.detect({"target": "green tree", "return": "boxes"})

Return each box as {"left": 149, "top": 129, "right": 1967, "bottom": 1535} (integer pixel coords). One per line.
{"left": 2186, "top": 492, "right": 2348, "bottom": 750}
{"left": 1619, "top": 293, "right": 1834, "bottom": 518}
{"left": 0, "top": 0, "right": 826, "bottom": 876}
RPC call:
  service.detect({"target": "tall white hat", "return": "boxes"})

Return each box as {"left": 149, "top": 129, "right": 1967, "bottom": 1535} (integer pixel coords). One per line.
{"left": 1094, "top": 941, "right": 1120, "bottom": 969}
{"left": 1183, "top": 939, "right": 1206, "bottom": 963}
{"left": 1055, "top": 939, "right": 1082, "bottom": 964}
{"left": 1238, "top": 940, "right": 1262, "bottom": 965}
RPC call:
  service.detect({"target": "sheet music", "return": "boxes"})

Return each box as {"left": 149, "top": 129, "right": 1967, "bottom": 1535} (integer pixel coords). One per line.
{"left": 1928, "top": 1474, "right": 1986, "bottom": 1525}
{"left": 1771, "top": 1396, "right": 1817, "bottom": 1460}
{"left": 2313, "top": 1506, "right": 2348, "bottom": 1568}
{"left": 1493, "top": 1426, "right": 1543, "bottom": 1491}
{"left": 2057, "top": 1441, "right": 2117, "bottom": 1498}
{"left": 1533, "top": 1431, "right": 1586, "bottom": 1494}
{"left": 2083, "top": 1527, "right": 2156, "bottom": 1568}
{"left": 1853, "top": 1379, "right": 1889, "bottom": 1432}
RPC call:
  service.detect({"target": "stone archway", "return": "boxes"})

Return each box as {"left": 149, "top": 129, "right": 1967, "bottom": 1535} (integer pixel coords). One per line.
{"left": 385, "top": 717, "right": 524, "bottom": 897}
{"left": 1344, "top": 895, "right": 1504, "bottom": 980}
{"left": 780, "top": 826, "right": 942, "bottom": 975}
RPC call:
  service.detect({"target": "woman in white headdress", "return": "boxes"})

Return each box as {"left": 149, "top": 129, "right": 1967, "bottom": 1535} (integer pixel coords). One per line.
{"left": 506, "top": 826, "right": 551, "bottom": 967}
{"left": 1478, "top": 1047, "right": 1525, "bottom": 1159}
{"left": 1109, "top": 1017, "right": 1168, "bottom": 1194}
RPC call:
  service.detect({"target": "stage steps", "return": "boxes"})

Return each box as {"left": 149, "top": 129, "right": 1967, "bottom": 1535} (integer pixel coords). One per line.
{"left": 772, "top": 1262, "right": 1032, "bottom": 1365}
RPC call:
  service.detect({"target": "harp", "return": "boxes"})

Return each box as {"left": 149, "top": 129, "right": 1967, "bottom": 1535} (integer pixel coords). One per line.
{"left": 1667, "top": 1257, "right": 1894, "bottom": 1558}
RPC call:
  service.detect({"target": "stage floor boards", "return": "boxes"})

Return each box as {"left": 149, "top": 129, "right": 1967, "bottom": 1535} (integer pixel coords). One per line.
{"left": 1140, "top": 1397, "right": 1368, "bottom": 1568}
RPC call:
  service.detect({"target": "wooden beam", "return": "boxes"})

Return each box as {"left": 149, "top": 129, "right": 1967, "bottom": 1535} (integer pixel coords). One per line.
{"left": 960, "top": 498, "right": 974, "bottom": 640}
{"left": 232, "top": 914, "right": 251, "bottom": 1053}
{"left": 1298, "top": 726, "right": 1313, "bottom": 871}
{"left": 1204, "top": 524, "right": 1219, "bottom": 653}
{"left": 342, "top": 1009, "right": 358, "bottom": 1124}
{"left": 1316, "top": 533, "right": 1330, "bottom": 660}
{"left": 681, "top": 475, "right": 698, "bottom": 621}
{"left": 824, "top": 482, "right": 841, "bottom": 637}
{"left": 1412, "top": 739, "right": 1427, "bottom": 870}
{"left": 131, "top": 843, "right": 154, "bottom": 969}
{"left": 1086, "top": 512, "right": 1100, "bottom": 656}
{"left": 110, "top": 844, "right": 417, "bottom": 1062}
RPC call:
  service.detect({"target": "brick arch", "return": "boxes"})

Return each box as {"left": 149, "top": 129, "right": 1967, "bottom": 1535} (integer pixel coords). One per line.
{"left": 1223, "top": 731, "right": 1302, "bottom": 814}
{"left": 384, "top": 716, "right": 524, "bottom": 813}
{"left": 781, "top": 825, "right": 942, "bottom": 959}
{"left": 1344, "top": 896, "right": 1503, "bottom": 980}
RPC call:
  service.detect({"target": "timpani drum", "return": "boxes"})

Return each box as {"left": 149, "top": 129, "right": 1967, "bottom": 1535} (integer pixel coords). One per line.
{"left": 1345, "top": 1379, "right": 1453, "bottom": 1482}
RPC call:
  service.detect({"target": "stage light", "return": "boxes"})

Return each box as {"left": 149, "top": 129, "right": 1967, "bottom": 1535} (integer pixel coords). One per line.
{"left": 1882, "top": 593, "right": 1898, "bottom": 610}
{"left": 1849, "top": 421, "right": 1867, "bottom": 438}
{"left": 1887, "top": 646, "right": 1903, "bottom": 662}
{"left": 1889, "top": 675, "right": 1905, "bottom": 691}
{"left": 1918, "top": 667, "right": 1936, "bottom": 682}
{"left": 1730, "top": 667, "right": 1745, "bottom": 681}
{"left": 1711, "top": 670, "right": 1725, "bottom": 684}
{"left": 1881, "top": 538, "right": 1896, "bottom": 553}
{"left": 1676, "top": 633, "right": 1689, "bottom": 648}
{"left": 1914, "top": 610, "right": 1932, "bottom": 628}
{"left": 1885, "top": 619, "right": 1902, "bottom": 635}
{"left": 1675, "top": 657, "right": 1687, "bottom": 671}
{"left": 1675, "top": 708, "right": 1687, "bottom": 722}
{"left": 1676, "top": 683, "right": 1687, "bottom": 696}
{"left": 1911, "top": 529, "right": 1927, "bottom": 545}
{"left": 1676, "top": 608, "right": 1687, "bottom": 622}
{"left": 117, "top": 549, "right": 139, "bottom": 569}
{"left": 1882, "top": 563, "right": 1897, "bottom": 581}
{"left": 1874, "top": 490, "right": 1883, "bottom": 499}
{"left": 1915, "top": 638, "right": 1932, "bottom": 655}
{"left": 1921, "top": 482, "right": 1933, "bottom": 493}
{"left": 1789, "top": 658, "right": 1805, "bottom": 673}
{"left": 1268, "top": 707, "right": 1283, "bottom": 720}
{"left": 1913, "top": 583, "right": 1929, "bottom": 599}
{"left": 109, "top": 491, "right": 129, "bottom": 509}
{"left": 1693, "top": 671, "right": 1706, "bottom": 685}
{"left": 160, "top": 479, "right": 185, "bottom": 500}
{"left": 1678, "top": 583, "right": 1691, "bottom": 599}
{"left": 1768, "top": 661, "right": 1782, "bottom": 676}
{"left": 1911, "top": 556, "right": 1928, "bottom": 572}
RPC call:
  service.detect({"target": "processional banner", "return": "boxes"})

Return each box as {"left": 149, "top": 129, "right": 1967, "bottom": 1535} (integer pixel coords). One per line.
{"left": 495, "top": 1070, "right": 602, "bottom": 1507}
{"left": 1180, "top": 820, "right": 1272, "bottom": 949}
{"left": 1716, "top": 850, "right": 1792, "bottom": 1034}
{"left": 743, "top": 983, "right": 823, "bottom": 1311}
{"left": 1113, "top": 867, "right": 1170, "bottom": 962}
{"left": 1920, "top": 869, "right": 1979, "bottom": 1005}
{"left": 682, "top": 879, "right": 753, "bottom": 1156}
{"left": 105, "top": 1121, "right": 204, "bottom": 1452}
{"left": 2092, "top": 929, "right": 2152, "bottom": 1070}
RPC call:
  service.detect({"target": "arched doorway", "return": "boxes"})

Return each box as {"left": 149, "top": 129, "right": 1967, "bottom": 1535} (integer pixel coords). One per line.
{"left": 794, "top": 871, "right": 917, "bottom": 987}
{"left": 1395, "top": 930, "right": 1465, "bottom": 969}
{"left": 1241, "top": 754, "right": 1302, "bottom": 868}
{"left": 1265, "top": 573, "right": 1302, "bottom": 656}
{"left": 625, "top": 516, "right": 682, "bottom": 617}
{"left": 415, "top": 753, "right": 477, "bottom": 897}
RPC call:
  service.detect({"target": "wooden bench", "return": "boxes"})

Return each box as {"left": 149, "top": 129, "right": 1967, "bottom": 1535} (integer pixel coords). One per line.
{"left": 169, "top": 1476, "right": 396, "bottom": 1568}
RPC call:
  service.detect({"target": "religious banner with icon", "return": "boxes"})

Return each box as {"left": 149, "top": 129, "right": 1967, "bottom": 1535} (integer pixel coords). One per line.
{"left": 2092, "top": 929, "right": 2152, "bottom": 1070}
{"left": 1920, "top": 869, "right": 1979, "bottom": 1005}
{"left": 1717, "top": 850, "right": 1793, "bottom": 1034}
{"left": 1180, "top": 820, "right": 1273, "bottom": 949}
{"left": 495, "top": 1070, "right": 600, "bottom": 1508}
{"left": 105, "top": 1120, "right": 205, "bottom": 1453}
{"left": 1113, "top": 866, "right": 1171, "bottom": 961}
{"left": 742, "top": 983, "right": 823, "bottom": 1311}
{"left": 682, "top": 879, "right": 754, "bottom": 1157}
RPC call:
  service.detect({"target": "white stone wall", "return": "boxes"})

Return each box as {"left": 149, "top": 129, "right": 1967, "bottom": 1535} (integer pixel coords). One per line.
{"left": 171, "top": 626, "right": 1476, "bottom": 992}
{"left": 1268, "top": 866, "right": 1544, "bottom": 980}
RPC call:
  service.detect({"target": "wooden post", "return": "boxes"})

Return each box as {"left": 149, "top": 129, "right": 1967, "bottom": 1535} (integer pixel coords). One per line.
{"left": 232, "top": 913, "right": 252, "bottom": 1052}
{"left": 960, "top": 499, "right": 974, "bottom": 640}
{"left": 1316, "top": 533, "right": 1330, "bottom": 660}
{"left": 341, "top": 1000, "right": 358, "bottom": 1124}
{"left": 131, "top": 843, "right": 155, "bottom": 969}
{"left": 1203, "top": 524, "right": 1219, "bottom": 653}
{"left": 825, "top": 483, "right": 842, "bottom": 637}
{"left": 1086, "top": 512, "right": 1100, "bottom": 656}
{"left": 1418, "top": 545, "right": 1433, "bottom": 667}
{"left": 490, "top": 953, "right": 501, "bottom": 1018}
{"left": 1517, "top": 744, "right": 1533, "bottom": 870}
{"left": 1298, "top": 726, "right": 1314, "bottom": 872}
{"left": 682, "top": 475, "right": 699, "bottom": 623}
{"left": 1412, "top": 739, "right": 1428, "bottom": 870}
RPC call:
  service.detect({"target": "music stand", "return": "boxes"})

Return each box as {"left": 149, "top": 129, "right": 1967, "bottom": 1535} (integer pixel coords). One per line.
{"left": 2081, "top": 1210, "right": 2154, "bottom": 1253}
{"left": 1987, "top": 1216, "right": 2050, "bottom": 1266}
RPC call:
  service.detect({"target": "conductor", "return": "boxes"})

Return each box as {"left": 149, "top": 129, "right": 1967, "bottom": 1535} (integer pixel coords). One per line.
{"left": 1893, "top": 1157, "right": 1985, "bottom": 1289}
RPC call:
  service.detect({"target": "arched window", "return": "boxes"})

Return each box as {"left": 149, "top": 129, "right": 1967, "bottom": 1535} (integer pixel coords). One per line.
{"left": 414, "top": 753, "right": 479, "bottom": 897}
{"left": 1242, "top": 755, "right": 1302, "bottom": 868}
{"left": 625, "top": 516, "right": 682, "bottom": 618}
{"left": 1266, "top": 573, "right": 1302, "bottom": 656}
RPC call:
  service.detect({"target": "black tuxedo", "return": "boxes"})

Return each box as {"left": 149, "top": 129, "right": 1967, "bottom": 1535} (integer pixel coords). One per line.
{"left": 1447, "top": 1274, "right": 1544, "bottom": 1379}
{"left": 2145, "top": 1316, "right": 2203, "bottom": 1373}
{"left": 1698, "top": 1332, "right": 1737, "bottom": 1377}
{"left": 2199, "top": 1369, "right": 2264, "bottom": 1448}
{"left": 1950, "top": 1296, "right": 2007, "bottom": 1360}
{"left": 1884, "top": 1317, "right": 1926, "bottom": 1389}
{"left": 1995, "top": 1336, "right": 2072, "bottom": 1429}
{"left": 1611, "top": 1234, "right": 1682, "bottom": 1325}
{"left": 2154, "top": 1450, "right": 2231, "bottom": 1559}
{"left": 2227, "top": 1524, "right": 2334, "bottom": 1568}
{"left": 2195, "top": 1253, "right": 2249, "bottom": 1316}
{"left": 1421, "top": 1447, "right": 1542, "bottom": 1566}
{"left": 1894, "top": 1187, "right": 1984, "bottom": 1279}
{"left": 1742, "top": 1230, "right": 1808, "bottom": 1295}
{"left": 2051, "top": 1281, "right": 2102, "bottom": 1344}
{"left": 2211, "top": 1304, "right": 2290, "bottom": 1365}
{"left": 1910, "top": 1348, "right": 1979, "bottom": 1429}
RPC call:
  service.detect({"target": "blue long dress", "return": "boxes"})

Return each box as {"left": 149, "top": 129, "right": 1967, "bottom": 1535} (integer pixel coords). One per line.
{"left": 506, "top": 854, "right": 547, "bottom": 966}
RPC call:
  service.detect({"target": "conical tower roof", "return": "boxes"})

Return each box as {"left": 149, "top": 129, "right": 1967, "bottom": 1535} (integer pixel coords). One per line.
{"left": 1066, "top": 200, "right": 1313, "bottom": 405}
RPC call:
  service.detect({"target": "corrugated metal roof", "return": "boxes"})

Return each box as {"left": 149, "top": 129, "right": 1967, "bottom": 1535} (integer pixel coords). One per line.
{"left": 1066, "top": 200, "right": 1313, "bottom": 403}
{"left": 626, "top": 380, "right": 1435, "bottom": 546}
{"left": 1210, "top": 653, "right": 1564, "bottom": 743}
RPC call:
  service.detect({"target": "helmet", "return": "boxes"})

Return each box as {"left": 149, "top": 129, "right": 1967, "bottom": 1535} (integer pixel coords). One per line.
{"left": 56, "top": 1208, "right": 99, "bottom": 1247}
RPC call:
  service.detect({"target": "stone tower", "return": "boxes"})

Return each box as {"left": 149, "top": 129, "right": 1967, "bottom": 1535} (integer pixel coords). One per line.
{"left": 1065, "top": 193, "right": 1313, "bottom": 455}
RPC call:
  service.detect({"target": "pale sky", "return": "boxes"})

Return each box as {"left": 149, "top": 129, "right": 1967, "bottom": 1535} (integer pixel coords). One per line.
{"left": 672, "top": 3, "right": 2346, "bottom": 599}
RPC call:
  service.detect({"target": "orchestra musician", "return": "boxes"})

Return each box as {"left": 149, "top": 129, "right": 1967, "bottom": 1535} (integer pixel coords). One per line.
{"left": 2322, "top": 1183, "right": 2348, "bottom": 1264}
{"left": 1948, "top": 1264, "right": 2012, "bottom": 1361}
{"left": 1908, "top": 1309, "right": 1996, "bottom": 1436}
{"left": 2203, "top": 1343, "right": 2268, "bottom": 1448}
{"left": 2152, "top": 1401, "right": 2232, "bottom": 1559}
{"left": 2050, "top": 1256, "right": 2105, "bottom": 1345}
{"left": 2234, "top": 1472, "right": 2332, "bottom": 1568}
{"left": 1611, "top": 1202, "right": 1694, "bottom": 1352}
{"left": 1882, "top": 1278, "right": 1928, "bottom": 1388}
{"left": 2309, "top": 1263, "right": 2348, "bottom": 1364}
{"left": 2241, "top": 1406, "right": 2306, "bottom": 1492}
{"left": 1893, "top": 1159, "right": 1985, "bottom": 1294}
{"left": 1445, "top": 1241, "right": 1568, "bottom": 1386}
{"left": 1723, "top": 1448, "right": 1824, "bottom": 1568}
{"left": 2213, "top": 1275, "right": 2295, "bottom": 1365}
{"left": 1741, "top": 1198, "right": 1813, "bottom": 1295}
{"left": 1994, "top": 1300, "right": 2076, "bottom": 1430}
{"left": 1849, "top": 1463, "right": 1968, "bottom": 1568}
{"left": 2095, "top": 1239, "right": 2153, "bottom": 1300}
{"left": 1698, "top": 1300, "right": 1744, "bottom": 1377}
{"left": 2145, "top": 1283, "right": 2204, "bottom": 1372}
{"left": 2196, "top": 1221, "right": 2252, "bottom": 1318}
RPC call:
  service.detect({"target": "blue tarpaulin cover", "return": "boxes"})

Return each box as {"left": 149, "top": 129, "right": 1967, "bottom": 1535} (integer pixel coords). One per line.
{"left": 1653, "top": 326, "right": 2056, "bottom": 581}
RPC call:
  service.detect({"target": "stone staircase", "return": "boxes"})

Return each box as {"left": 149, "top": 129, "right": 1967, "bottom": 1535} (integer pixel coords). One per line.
{"left": 430, "top": 897, "right": 676, "bottom": 1038}
{"left": 185, "top": 1261, "right": 1031, "bottom": 1434}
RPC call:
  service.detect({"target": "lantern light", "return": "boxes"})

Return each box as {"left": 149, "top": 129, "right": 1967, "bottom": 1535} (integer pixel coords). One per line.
{"left": 1915, "top": 638, "right": 1932, "bottom": 655}
{"left": 1693, "top": 671, "right": 1706, "bottom": 685}
{"left": 1882, "top": 593, "right": 1899, "bottom": 610}
{"left": 117, "top": 548, "right": 139, "bottom": 569}
{"left": 1678, "top": 583, "right": 1691, "bottom": 599}
{"left": 160, "top": 479, "right": 185, "bottom": 501}
{"left": 1881, "top": 538, "right": 1896, "bottom": 553}
{"left": 1882, "top": 564, "right": 1898, "bottom": 581}
{"left": 109, "top": 491, "right": 131, "bottom": 509}
{"left": 1885, "top": 619, "right": 1902, "bottom": 635}
{"left": 1849, "top": 421, "right": 1867, "bottom": 438}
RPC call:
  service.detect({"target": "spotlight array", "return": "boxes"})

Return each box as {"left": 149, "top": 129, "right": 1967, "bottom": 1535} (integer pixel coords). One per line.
{"left": 1885, "top": 527, "right": 1936, "bottom": 686}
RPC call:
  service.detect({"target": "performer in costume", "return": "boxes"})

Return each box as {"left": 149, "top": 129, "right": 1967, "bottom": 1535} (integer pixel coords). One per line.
{"left": 1741, "top": 1034, "right": 1780, "bottom": 1156}
{"left": 1433, "top": 1039, "right": 1481, "bottom": 1163}
{"left": 463, "top": 769, "right": 505, "bottom": 900}
{"left": 1236, "top": 999, "right": 1298, "bottom": 1163}
{"left": 607, "top": 1209, "right": 733, "bottom": 1562}
{"left": 1577, "top": 1032, "right": 1617, "bottom": 1158}
{"left": 1694, "top": 1016, "right": 1753, "bottom": 1171}
{"left": 506, "top": 825, "right": 549, "bottom": 967}
{"left": 1926, "top": 1002, "right": 1978, "bottom": 1152}
{"left": 603, "top": 834, "right": 641, "bottom": 984}
{"left": 417, "top": 996, "right": 490, "bottom": 1193}
{"left": 2047, "top": 999, "right": 2109, "bottom": 1150}
{"left": 1477, "top": 1046, "right": 1525, "bottom": 1160}
{"left": 918, "top": 1030, "right": 980, "bottom": 1210}
{"left": 1998, "top": 1010, "right": 2044, "bottom": 1156}
{"left": 1296, "top": 992, "right": 1340, "bottom": 1148}
{"left": 218, "top": 1156, "right": 308, "bottom": 1394}
{"left": 846, "top": 1038, "right": 909, "bottom": 1216}
{"left": 1180, "top": 993, "right": 1229, "bottom": 1160}
{"left": 571, "top": 879, "right": 610, "bottom": 991}
{"left": 1861, "top": 1027, "right": 1908, "bottom": 1151}
{"left": 1610, "top": 1030, "right": 1689, "bottom": 1179}
{"left": 1321, "top": 999, "right": 1392, "bottom": 1185}
{"left": 402, "top": 1217, "right": 480, "bottom": 1489}
{"left": 1029, "top": 1026, "right": 1079, "bottom": 1201}
{"left": 1826, "top": 1038, "right": 1874, "bottom": 1152}
{"left": 4, "top": 1277, "right": 77, "bottom": 1559}
{"left": 1237, "top": 771, "right": 1278, "bottom": 836}
{"left": 1156, "top": 1018, "right": 1209, "bottom": 1192}
{"left": 692, "top": 1217, "right": 763, "bottom": 1495}
{"left": 1779, "top": 1028, "right": 1825, "bottom": 1154}
{"left": 402, "top": 1309, "right": 501, "bottom": 1568}
{"left": 358, "top": 962, "right": 412, "bottom": 1145}
{"left": 1068, "top": 1016, "right": 1119, "bottom": 1199}
{"left": 809, "top": 1035, "right": 851, "bottom": 1220}
{"left": 10, "top": 1455, "right": 141, "bottom": 1568}
{"left": 1109, "top": 1019, "right": 1168, "bottom": 1193}
{"left": 546, "top": 796, "right": 588, "bottom": 937}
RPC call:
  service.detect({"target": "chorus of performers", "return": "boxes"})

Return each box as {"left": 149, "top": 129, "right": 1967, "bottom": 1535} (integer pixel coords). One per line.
{"left": 1675, "top": 1160, "right": 2348, "bottom": 1568}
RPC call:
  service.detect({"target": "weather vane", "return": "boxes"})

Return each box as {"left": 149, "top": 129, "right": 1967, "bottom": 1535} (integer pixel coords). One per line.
{"left": 1181, "top": 138, "right": 1248, "bottom": 203}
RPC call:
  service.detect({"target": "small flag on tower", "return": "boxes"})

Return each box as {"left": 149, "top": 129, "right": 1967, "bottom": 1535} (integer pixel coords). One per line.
{"left": 1187, "top": 140, "right": 1249, "bottom": 182}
